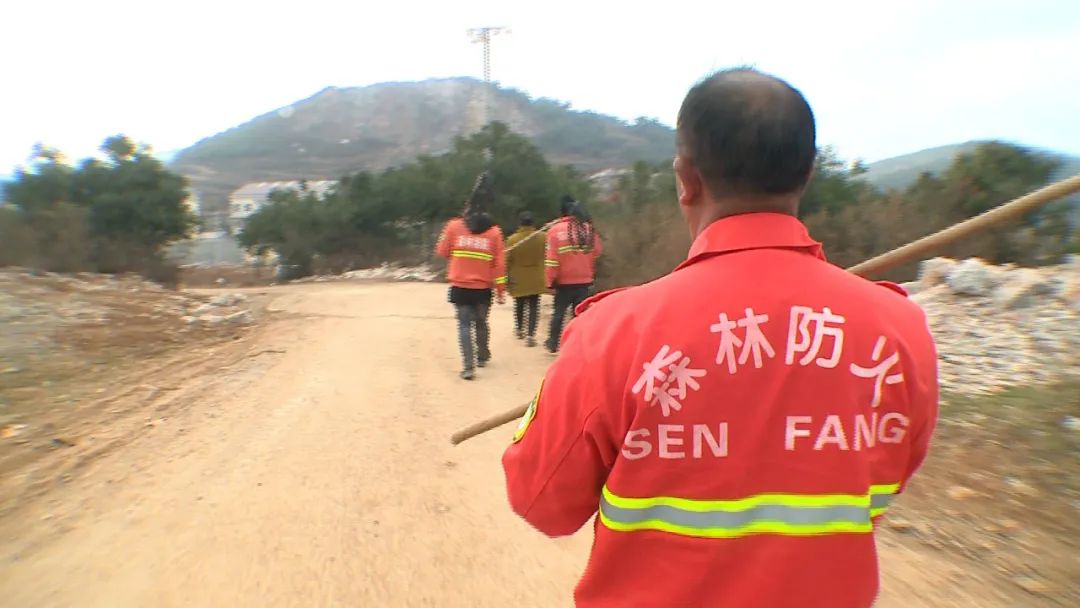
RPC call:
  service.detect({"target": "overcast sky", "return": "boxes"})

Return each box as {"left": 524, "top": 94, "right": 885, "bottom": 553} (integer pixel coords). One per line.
{"left": 3, "top": 0, "right": 1078, "bottom": 174}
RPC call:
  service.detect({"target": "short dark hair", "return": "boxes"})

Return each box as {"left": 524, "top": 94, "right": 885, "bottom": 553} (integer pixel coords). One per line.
{"left": 677, "top": 68, "right": 816, "bottom": 196}
{"left": 519, "top": 211, "right": 535, "bottom": 227}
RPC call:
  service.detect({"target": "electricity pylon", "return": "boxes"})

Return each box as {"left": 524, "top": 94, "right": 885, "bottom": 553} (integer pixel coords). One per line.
{"left": 466, "top": 26, "right": 509, "bottom": 128}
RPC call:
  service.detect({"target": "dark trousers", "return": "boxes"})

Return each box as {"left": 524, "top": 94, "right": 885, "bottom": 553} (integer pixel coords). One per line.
{"left": 449, "top": 287, "right": 492, "bottom": 371}
{"left": 514, "top": 295, "right": 540, "bottom": 337}
{"left": 547, "top": 284, "right": 591, "bottom": 351}
{"left": 455, "top": 302, "right": 490, "bottom": 370}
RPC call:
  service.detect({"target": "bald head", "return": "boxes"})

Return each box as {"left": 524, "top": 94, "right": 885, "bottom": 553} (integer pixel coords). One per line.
{"left": 677, "top": 68, "right": 816, "bottom": 198}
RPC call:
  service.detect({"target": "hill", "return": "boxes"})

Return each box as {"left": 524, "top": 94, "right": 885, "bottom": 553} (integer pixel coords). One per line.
{"left": 864, "top": 141, "right": 1080, "bottom": 192}
{"left": 170, "top": 77, "right": 675, "bottom": 213}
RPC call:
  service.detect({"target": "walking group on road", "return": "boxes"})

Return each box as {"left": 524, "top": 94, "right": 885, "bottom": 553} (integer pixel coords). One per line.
{"left": 441, "top": 67, "right": 938, "bottom": 608}
{"left": 436, "top": 196, "right": 602, "bottom": 380}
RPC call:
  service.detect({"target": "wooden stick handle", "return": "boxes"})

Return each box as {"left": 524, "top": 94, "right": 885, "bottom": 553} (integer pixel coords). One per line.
{"left": 503, "top": 218, "right": 561, "bottom": 254}
{"left": 846, "top": 173, "right": 1080, "bottom": 277}
{"left": 452, "top": 173, "right": 1080, "bottom": 445}
{"left": 450, "top": 403, "right": 529, "bottom": 445}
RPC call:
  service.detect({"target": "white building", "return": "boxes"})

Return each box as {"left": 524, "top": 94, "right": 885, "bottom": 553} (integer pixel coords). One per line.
{"left": 587, "top": 168, "right": 631, "bottom": 203}
{"left": 227, "top": 180, "right": 337, "bottom": 232}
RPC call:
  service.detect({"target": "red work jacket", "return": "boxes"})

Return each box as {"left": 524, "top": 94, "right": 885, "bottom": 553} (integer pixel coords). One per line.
{"left": 503, "top": 213, "right": 939, "bottom": 608}
{"left": 435, "top": 217, "right": 507, "bottom": 293}
{"left": 546, "top": 216, "right": 603, "bottom": 287}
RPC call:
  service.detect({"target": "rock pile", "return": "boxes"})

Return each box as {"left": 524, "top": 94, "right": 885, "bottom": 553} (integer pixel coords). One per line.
{"left": 294, "top": 263, "right": 438, "bottom": 283}
{"left": 910, "top": 256, "right": 1079, "bottom": 395}
{"left": 0, "top": 269, "right": 257, "bottom": 374}
{"left": 181, "top": 293, "right": 255, "bottom": 327}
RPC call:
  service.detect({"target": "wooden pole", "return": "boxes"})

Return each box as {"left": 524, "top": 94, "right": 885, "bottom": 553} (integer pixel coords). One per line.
{"left": 451, "top": 174, "right": 1080, "bottom": 445}
{"left": 504, "top": 217, "right": 561, "bottom": 254}
{"left": 450, "top": 404, "right": 529, "bottom": 445}
{"left": 846, "top": 173, "right": 1080, "bottom": 277}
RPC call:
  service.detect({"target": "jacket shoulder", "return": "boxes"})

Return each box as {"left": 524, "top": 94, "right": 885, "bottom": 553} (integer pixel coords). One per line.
{"left": 874, "top": 280, "right": 909, "bottom": 298}
{"left": 845, "top": 274, "right": 930, "bottom": 331}
{"left": 550, "top": 218, "right": 571, "bottom": 232}
{"left": 574, "top": 287, "right": 633, "bottom": 316}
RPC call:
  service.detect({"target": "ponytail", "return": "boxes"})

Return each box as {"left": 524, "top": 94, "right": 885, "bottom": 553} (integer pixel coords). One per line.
{"left": 560, "top": 196, "right": 595, "bottom": 252}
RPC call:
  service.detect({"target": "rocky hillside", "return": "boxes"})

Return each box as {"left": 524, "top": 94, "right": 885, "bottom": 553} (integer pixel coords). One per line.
{"left": 171, "top": 77, "right": 675, "bottom": 212}
{"left": 887, "top": 256, "right": 1080, "bottom": 604}
{"left": 908, "top": 256, "right": 1080, "bottom": 395}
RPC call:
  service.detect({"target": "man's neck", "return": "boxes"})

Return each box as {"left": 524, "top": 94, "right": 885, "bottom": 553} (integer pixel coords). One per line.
{"left": 694, "top": 197, "right": 799, "bottom": 238}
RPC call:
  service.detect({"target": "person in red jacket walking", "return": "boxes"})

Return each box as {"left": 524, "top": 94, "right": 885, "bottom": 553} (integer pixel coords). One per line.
{"left": 545, "top": 196, "right": 602, "bottom": 353}
{"left": 502, "top": 68, "right": 939, "bottom": 607}
{"left": 436, "top": 207, "right": 506, "bottom": 380}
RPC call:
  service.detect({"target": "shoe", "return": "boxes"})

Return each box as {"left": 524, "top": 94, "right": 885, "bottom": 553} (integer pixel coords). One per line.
{"left": 477, "top": 359, "right": 488, "bottom": 368}
{"left": 526, "top": 336, "right": 537, "bottom": 347}
{"left": 515, "top": 330, "right": 525, "bottom": 340}
{"left": 460, "top": 369, "right": 475, "bottom": 380}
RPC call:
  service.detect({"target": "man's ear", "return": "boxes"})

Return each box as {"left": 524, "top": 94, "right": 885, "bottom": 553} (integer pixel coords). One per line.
{"left": 674, "top": 155, "right": 702, "bottom": 208}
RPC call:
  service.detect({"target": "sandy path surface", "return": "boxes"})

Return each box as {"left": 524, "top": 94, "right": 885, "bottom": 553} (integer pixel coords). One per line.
{"left": 0, "top": 282, "right": 1016, "bottom": 607}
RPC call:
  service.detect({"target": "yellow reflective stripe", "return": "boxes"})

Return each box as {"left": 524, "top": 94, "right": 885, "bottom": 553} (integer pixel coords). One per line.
{"left": 513, "top": 379, "right": 543, "bottom": 442}
{"left": 870, "top": 483, "right": 901, "bottom": 495}
{"left": 602, "top": 486, "right": 872, "bottom": 511}
{"left": 494, "top": 276, "right": 507, "bottom": 285}
{"left": 451, "top": 250, "right": 493, "bottom": 261}
{"left": 545, "top": 260, "right": 560, "bottom": 267}
{"left": 557, "top": 245, "right": 591, "bottom": 254}
{"left": 869, "top": 483, "right": 899, "bottom": 517}
{"left": 599, "top": 510, "right": 872, "bottom": 538}
{"left": 600, "top": 483, "right": 901, "bottom": 539}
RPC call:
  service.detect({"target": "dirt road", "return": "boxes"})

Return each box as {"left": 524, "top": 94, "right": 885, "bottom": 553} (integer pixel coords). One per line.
{"left": 0, "top": 282, "right": 1042, "bottom": 606}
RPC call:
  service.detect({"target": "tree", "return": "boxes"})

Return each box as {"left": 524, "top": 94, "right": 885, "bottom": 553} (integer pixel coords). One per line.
{"left": 4, "top": 146, "right": 75, "bottom": 214}
{"left": 801, "top": 142, "right": 1068, "bottom": 273}
{"left": 601, "top": 141, "right": 1074, "bottom": 288}
{"left": 932, "top": 142, "right": 1062, "bottom": 264}
{"left": 235, "top": 123, "right": 594, "bottom": 278}
{"left": 1, "top": 135, "right": 196, "bottom": 278}
{"left": 799, "top": 147, "right": 878, "bottom": 218}
{"left": 450, "top": 121, "right": 572, "bottom": 227}
{"left": 101, "top": 135, "right": 136, "bottom": 162}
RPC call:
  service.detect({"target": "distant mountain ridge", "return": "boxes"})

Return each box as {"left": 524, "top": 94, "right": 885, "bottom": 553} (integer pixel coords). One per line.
{"left": 863, "top": 141, "right": 1080, "bottom": 191}
{"left": 168, "top": 75, "right": 1079, "bottom": 217}
{"left": 170, "top": 77, "right": 676, "bottom": 212}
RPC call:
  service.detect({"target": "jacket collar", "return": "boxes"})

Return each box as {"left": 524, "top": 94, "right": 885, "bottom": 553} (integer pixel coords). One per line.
{"left": 677, "top": 212, "right": 825, "bottom": 271}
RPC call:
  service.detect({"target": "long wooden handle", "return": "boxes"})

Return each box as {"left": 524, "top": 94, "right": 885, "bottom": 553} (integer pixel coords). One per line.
{"left": 451, "top": 173, "right": 1080, "bottom": 445}
{"left": 504, "top": 218, "right": 561, "bottom": 254}
{"left": 450, "top": 403, "right": 529, "bottom": 445}
{"left": 846, "top": 173, "right": 1080, "bottom": 276}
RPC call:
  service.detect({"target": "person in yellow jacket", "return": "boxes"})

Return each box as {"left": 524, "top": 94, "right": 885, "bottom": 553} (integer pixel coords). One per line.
{"left": 505, "top": 211, "right": 547, "bottom": 347}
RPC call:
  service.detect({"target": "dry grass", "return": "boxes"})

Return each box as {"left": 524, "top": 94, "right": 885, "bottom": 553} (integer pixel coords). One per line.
{"left": 885, "top": 379, "right": 1080, "bottom": 604}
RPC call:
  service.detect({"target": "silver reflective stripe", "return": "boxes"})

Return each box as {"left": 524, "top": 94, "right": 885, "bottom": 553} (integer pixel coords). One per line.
{"left": 600, "top": 495, "right": 870, "bottom": 528}
{"left": 870, "top": 493, "right": 894, "bottom": 510}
